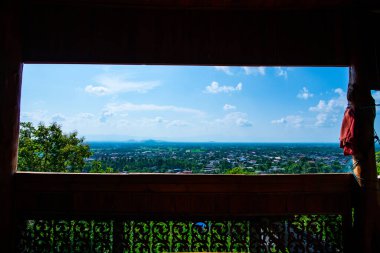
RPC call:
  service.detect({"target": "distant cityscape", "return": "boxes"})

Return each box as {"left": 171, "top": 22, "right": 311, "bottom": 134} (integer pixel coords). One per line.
{"left": 86, "top": 142, "right": 353, "bottom": 174}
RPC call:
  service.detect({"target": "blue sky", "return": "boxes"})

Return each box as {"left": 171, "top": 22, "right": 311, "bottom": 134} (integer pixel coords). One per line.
{"left": 20, "top": 65, "right": 380, "bottom": 142}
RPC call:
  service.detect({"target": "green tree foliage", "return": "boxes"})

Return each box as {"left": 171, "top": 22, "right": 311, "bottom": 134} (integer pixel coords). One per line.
{"left": 85, "top": 160, "right": 114, "bottom": 173}
{"left": 87, "top": 160, "right": 102, "bottom": 173}
{"left": 225, "top": 167, "right": 256, "bottom": 175}
{"left": 376, "top": 151, "right": 380, "bottom": 176}
{"left": 18, "top": 122, "right": 92, "bottom": 172}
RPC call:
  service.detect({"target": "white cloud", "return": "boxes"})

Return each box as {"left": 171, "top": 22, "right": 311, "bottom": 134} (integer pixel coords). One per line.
{"left": 205, "top": 81, "right": 243, "bottom": 94}
{"left": 334, "top": 88, "right": 344, "bottom": 96}
{"left": 21, "top": 110, "right": 49, "bottom": 123}
{"left": 99, "top": 111, "right": 114, "bottom": 123}
{"left": 309, "top": 89, "right": 346, "bottom": 113}
{"left": 271, "top": 115, "right": 303, "bottom": 128}
{"left": 113, "top": 116, "right": 191, "bottom": 129}
{"left": 76, "top": 113, "right": 95, "bottom": 120}
{"left": 275, "top": 67, "right": 289, "bottom": 79}
{"left": 242, "top": 66, "right": 266, "bottom": 76}
{"left": 309, "top": 88, "right": 346, "bottom": 126}
{"left": 51, "top": 114, "right": 66, "bottom": 122}
{"left": 85, "top": 85, "right": 109, "bottom": 96}
{"left": 68, "top": 113, "right": 96, "bottom": 124}
{"left": 166, "top": 120, "right": 189, "bottom": 127}
{"left": 139, "top": 117, "right": 189, "bottom": 128}
{"left": 101, "top": 102, "right": 204, "bottom": 119}
{"left": 297, "top": 87, "right": 314, "bottom": 100}
{"left": 309, "top": 100, "right": 327, "bottom": 112}
{"left": 236, "top": 118, "right": 253, "bottom": 127}
{"left": 223, "top": 104, "right": 236, "bottom": 110}
{"left": 372, "top": 91, "right": 380, "bottom": 101}
{"left": 85, "top": 74, "right": 160, "bottom": 96}
{"left": 153, "top": 116, "right": 164, "bottom": 124}
{"left": 214, "top": 66, "right": 233, "bottom": 75}
{"left": 138, "top": 116, "right": 166, "bottom": 127}
{"left": 21, "top": 111, "right": 98, "bottom": 129}
{"left": 216, "top": 112, "right": 252, "bottom": 127}
{"left": 315, "top": 113, "right": 328, "bottom": 126}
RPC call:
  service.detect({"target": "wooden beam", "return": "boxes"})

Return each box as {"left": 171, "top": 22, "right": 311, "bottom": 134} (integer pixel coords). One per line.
{"left": 14, "top": 173, "right": 354, "bottom": 218}
{"left": 369, "top": 13, "right": 380, "bottom": 90}
{"left": 19, "top": 1, "right": 380, "bottom": 89}
{"left": 0, "top": 1, "right": 23, "bottom": 252}
{"left": 23, "top": 0, "right": 354, "bottom": 11}
{"left": 21, "top": 2, "right": 350, "bottom": 66}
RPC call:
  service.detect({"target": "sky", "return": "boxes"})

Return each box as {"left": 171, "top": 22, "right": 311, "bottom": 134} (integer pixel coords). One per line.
{"left": 20, "top": 65, "right": 380, "bottom": 142}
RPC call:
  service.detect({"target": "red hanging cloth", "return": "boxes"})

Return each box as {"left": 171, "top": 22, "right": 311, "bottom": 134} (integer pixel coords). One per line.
{"left": 339, "top": 107, "right": 356, "bottom": 156}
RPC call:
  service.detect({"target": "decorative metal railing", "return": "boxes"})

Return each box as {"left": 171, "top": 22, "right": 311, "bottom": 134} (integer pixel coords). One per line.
{"left": 17, "top": 215, "right": 342, "bottom": 253}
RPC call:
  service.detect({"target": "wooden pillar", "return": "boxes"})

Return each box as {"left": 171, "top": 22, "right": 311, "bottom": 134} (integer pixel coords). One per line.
{"left": 0, "top": 0, "right": 22, "bottom": 252}
{"left": 349, "top": 66, "right": 379, "bottom": 252}
{"left": 348, "top": 12, "right": 380, "bottom": 252}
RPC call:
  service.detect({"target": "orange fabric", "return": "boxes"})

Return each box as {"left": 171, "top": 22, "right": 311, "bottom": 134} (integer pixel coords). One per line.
{"left": 339, "top": 107, "right": 356, "bottom": 156}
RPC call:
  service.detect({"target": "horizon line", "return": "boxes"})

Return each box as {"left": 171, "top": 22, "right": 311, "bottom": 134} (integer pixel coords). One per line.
{"left": 85, "top": 140, "right": 340, "bottom": 144}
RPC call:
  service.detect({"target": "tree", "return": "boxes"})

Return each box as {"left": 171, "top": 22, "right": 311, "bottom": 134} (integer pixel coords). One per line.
{"left": 18, "top": 122, "right": 92, "bottom": 172}
{"left": 225, "top": 167, "right": 256, "bottom": 175}
{"left": 85, "top": 160, "right": 114, "bottom": 173}
{"left": 376, "top": 151, "right": 380, "bottom": 176}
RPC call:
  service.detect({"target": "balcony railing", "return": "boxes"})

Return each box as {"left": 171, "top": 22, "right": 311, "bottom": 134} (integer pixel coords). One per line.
{"left": 17, "top": 216, "right": 343, "bottom": 252}
{"left": 14, "top": 173, "right": 355, "bottom": 252}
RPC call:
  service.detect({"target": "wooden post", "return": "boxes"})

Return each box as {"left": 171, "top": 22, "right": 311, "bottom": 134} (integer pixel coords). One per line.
{"left": 348, "top": 12, "right": 380, "bottom": 250}
{"left": 349, "top": 65, "right": 379, "bottom": 252}
{"left": 0, "top": 0, "right": 22, "bottom": 252}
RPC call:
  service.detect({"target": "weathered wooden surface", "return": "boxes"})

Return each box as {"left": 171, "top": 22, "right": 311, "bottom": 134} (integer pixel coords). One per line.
{"left": 14, "top": 173, "right": 354, "bottom": 218}
{"left": 18, "top": 1, "right": 380, "bottom": 90}
{"left": 348, "top": 62, "right": 379, "bottom": 251}
{"left": 20, "top": 0, "right": 380, "bottom": 11}
{"left": 0, "top": 1, "right": 23, "bottom": 252}
{"left": 348, "top": 10, "right": 380, "bottom": 250}
{"left": 13, "top": 172, "right": 356, "bottom": 252}
{"left": 21, "top": 4, "right": 350, "bottom": 66}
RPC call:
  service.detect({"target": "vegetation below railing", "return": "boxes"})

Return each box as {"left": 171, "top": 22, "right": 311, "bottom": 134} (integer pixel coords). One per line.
{"left": 17, "top": 215, "right": 342, "bottom": 253}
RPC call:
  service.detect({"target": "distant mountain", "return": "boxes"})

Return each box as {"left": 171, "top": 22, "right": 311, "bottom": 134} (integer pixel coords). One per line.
{"left": 125, "top": 139, "right": 138, "bottom": 143}
{"left": 140, "top": 139, "right": 167, "bottom": 144}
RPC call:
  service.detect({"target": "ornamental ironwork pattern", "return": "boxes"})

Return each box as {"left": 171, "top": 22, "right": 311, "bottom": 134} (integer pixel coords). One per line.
{"left": 17, "top": 215, "right": 343, "bottom": 252}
